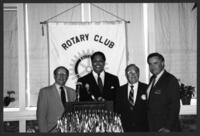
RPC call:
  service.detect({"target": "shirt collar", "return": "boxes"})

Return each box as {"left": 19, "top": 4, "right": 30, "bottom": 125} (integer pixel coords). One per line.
{"left": 55, "top": 83, "right": 60, "bottom": 89}
{"left": 92, "top": 70, "right": 105, "bottom": 77}
{"left": 155, "top": 69, "right": 165, "bottom": 80}
{"left": 55, "top": 83, "right": 64, "bottom": 92}
{"left": 128, "top": 81, "right": 138, "bottom": 88}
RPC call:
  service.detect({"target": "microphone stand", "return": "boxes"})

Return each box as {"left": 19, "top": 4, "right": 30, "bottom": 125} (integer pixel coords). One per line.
{"left": 75, "top": 84, "right": 81, "bottom": 102}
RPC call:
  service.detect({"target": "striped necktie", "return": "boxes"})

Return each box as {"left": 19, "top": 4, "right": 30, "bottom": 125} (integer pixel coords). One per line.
{"left": 129, "top": 85, "right": 134, "bottom": 105}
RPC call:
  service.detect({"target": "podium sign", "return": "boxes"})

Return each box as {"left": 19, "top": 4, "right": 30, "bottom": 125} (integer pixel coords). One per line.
{"left": 65, "top": 101, "right": 113, "bottom": 113}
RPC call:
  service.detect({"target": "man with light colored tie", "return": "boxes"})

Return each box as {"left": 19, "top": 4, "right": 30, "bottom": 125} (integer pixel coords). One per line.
{"left": 36, "top": 66, "right": 76, "bottom": 132}
{"left": 115, "top": 64, "right": 148, "bottom": 132}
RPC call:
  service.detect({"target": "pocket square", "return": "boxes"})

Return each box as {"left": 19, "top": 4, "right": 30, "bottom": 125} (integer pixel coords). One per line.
{"left": 110, "top": 86, "right": 115, "bottom": 89}
{"left": 141, "top": 94, "right": 146, "bottom": 100}
{"left": 154, "top": 89, "right": 161, "bottom": 94}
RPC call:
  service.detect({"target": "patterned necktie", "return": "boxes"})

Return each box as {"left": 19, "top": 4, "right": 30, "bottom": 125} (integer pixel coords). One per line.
{"left": 97, "top": 74, "right": 103, "bottom": 94}
{"left": 60, "top": 86, "right": 66, "bottom": 107}
{"left": 129, "top": 85, "right": 134, "bottom": 105}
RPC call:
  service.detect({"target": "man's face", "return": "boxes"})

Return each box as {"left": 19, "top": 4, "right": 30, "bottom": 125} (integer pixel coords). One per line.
{"left": 148, "top": 56, "right": 164, "bottom": 75}
{"left": 92, "top": 54, "right": 105, "bottom": 74}
{"left": 54, "top": 68, "right": 68, "bottom": 86}
{"left": 126, "top": 66, "right": 139, "bottom": 84}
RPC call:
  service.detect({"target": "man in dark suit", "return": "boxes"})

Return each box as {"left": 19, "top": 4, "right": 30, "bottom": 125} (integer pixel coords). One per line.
{"left": 147, "top": 52, "right": 181, "bottom": 132}
{"left": 37, "top": 66, "right": 76, "bottom": 132}
{"left": 115, "top": 64, "right": 148, "bottom": 132}
{"left": 77, "top": 51, "right": 120, "bottom": 102}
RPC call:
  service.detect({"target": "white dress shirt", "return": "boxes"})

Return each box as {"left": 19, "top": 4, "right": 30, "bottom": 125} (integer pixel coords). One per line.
{"left": 127, "top": 82, "right": 138, "bottom": 105}
{"left": 55, "top": 83, "right": 68, "bottom": 102}
{"left": 92, "top": 71, "right": 105, "bottom": 86}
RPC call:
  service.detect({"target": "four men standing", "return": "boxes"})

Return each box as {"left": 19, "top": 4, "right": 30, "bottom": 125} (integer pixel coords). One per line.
{"left": 37, "top": 51, "right": 181, "bottom": 132}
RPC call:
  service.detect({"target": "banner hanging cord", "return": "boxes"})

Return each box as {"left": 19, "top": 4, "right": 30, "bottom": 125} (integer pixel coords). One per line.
{"left": 91, "top": 3, "right": 130, "bottom": 23}
{"left": 40, "top": 3, "right": 130, "bottom": 36}
{"left": 40, "top": 3, "right": 81, "bottom": 36}
{"left": 40, "top": 3, "right": 81, "bottom": 24}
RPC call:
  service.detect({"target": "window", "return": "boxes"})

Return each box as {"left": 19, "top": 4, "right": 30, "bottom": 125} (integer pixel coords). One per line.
{"left": 4, "top": 8, "right": 19, "bottom": 108}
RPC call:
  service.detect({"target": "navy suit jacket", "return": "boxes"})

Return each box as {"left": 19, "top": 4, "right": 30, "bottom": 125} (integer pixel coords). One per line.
{"left": 147, "top": 70, "right": 181, "bottom": 131}
{"left": 77, "top": 72, "right": 120, "bottom": 101}
{"left": 115, "top": 82, "right": 149, "bottom": 132}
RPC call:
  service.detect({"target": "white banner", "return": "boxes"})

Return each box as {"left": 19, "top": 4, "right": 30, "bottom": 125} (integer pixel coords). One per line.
{"left": 48, "top": 21, "right": 127, "bottom": 89}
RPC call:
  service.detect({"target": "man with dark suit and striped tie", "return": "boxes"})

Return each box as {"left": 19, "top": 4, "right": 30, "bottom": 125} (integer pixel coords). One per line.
{"left": 37, "top": 66, "right": 76, "bottom": 132}
{"left": 115, "top": 64, "right": 149, "bottom": 132}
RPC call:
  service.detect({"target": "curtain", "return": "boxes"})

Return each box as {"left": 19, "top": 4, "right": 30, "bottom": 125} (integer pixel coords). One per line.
{"left": 152, "top": 3, "right": 197, "bottom": 89}
{"left": 27, "top": 3, "right": 81, "bottom": 106}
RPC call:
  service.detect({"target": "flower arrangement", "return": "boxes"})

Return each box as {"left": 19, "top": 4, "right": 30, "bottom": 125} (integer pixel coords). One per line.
{"left": 4, "top": 90, "right": 15, "bottom": 107}
{"left": 56, "top": 109, "right": 124, "bottom": 133}
{"left": 179, "top": 81, "right": 195, "bottom": 105}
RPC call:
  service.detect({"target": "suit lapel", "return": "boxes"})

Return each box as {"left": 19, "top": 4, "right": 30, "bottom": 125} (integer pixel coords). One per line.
{"left": 125, "top": 84, "right": 129, "bottom": 101}
{"left": 122, "top": 84, "right": 129, "bottom": 104}
{"left": 135, "top": 83, "right": 142, "bottom": 106}
{"left": 52, "top": 84, "right": 63, "bottom": 108}
{"left": 125, "top": 84, "right": 132, "bottom": 105}
{"left": 89, "top": 72, "right": 100, "bottom": 94}
{"left": 90, "top": 72, "right": 99, "bottom": 87}
{"left": 103, "top": 72, "right": 108, "bottom": 91}
{"left": 64, "top": 86, "right": 69, "bottom": 102}
{"left": 149, "top": 71, "right": 167, "bottom": 99}
{"left": 153, "top": 71, "right": 167, "bottom": 89}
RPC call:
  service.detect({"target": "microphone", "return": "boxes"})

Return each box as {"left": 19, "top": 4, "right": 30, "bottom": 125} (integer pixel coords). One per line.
{"left": 76, "top": 82, "right": 82, "bottom": 102}
{"left": 85, "top": 83, "right": 96, "bottom": 101}
{"left": 76, "top": 82, "right": 82, "bottom": 91}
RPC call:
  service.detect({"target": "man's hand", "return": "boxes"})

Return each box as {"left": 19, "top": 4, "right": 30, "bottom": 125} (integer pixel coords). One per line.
{"left": 97, "top": 97, "right": 105, "bottom": 102}
{"left": 158, "top": 128, "right": 170, "bottom": 133}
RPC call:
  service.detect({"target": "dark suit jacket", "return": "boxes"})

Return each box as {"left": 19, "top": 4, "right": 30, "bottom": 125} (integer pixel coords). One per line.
{"left": 147, "top": 70, "right": 181, "bottom": 131}
{"left": 36, "top": 84, "right": 76, "bottom": 132}
{"left": 115, "top": 82, "right": 149, "bottom": 132}
{"left": 77, "top": 72, "right": 120, "bottom": 101}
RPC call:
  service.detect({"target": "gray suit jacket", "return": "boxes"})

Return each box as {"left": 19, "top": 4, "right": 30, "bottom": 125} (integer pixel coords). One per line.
{"left": 36, "top": 83, "right": 76, "bottom": 132}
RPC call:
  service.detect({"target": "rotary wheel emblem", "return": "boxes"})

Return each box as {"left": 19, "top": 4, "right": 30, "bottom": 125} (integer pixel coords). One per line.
{"left": 69, "top": 50, "right": 94, "bottom": 80}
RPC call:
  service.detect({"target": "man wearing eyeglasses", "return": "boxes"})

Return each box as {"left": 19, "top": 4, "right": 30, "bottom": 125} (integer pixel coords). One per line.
{"left": 36, "top": 66, "right": 76, "bottom": 132}
{"left": 115, "top": 64, "right": 148, "bottom": 132}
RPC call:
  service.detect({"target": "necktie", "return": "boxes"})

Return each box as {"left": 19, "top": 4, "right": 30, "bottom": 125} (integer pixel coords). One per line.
{"left": 150, "top": 75, "right": 157, "bottom": 91}
{"left": 129, "top": 85, "right": 134, "bottom": 106}
{"left": 149, "top": 75, "right": 157, "bottom": 98}
{"left": 60, "top": 86, "right": 66, "bottom": 107}
{"left": 97, "top": 74, "right": 103, "bottom": 94}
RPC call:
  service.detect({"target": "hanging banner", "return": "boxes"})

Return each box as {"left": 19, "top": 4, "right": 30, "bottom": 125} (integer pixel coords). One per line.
{"left": 48, "top": 21, "right": 127, "bottom": 89}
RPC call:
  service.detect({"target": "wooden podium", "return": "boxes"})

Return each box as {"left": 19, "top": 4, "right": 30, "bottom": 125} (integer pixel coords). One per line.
{"left": 64, "top": 101, "right": 113, "bottom": 113}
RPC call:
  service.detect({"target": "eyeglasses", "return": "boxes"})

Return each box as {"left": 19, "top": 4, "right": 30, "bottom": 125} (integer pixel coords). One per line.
{"left": 56, "top": 73, "right": 68, "bottom": 76}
